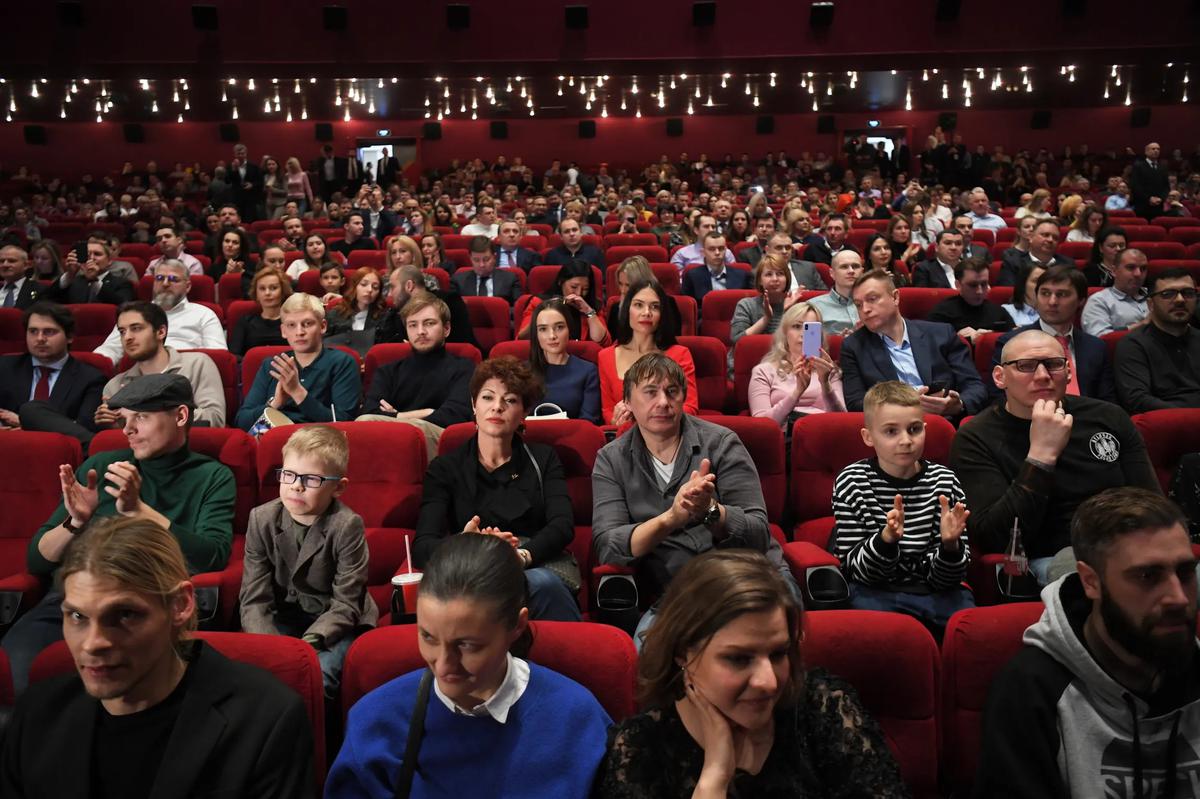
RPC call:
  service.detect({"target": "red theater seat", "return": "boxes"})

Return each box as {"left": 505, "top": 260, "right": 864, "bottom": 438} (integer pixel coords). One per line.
{"left": 65, "top": 304, "right": 116, "bottom": 352}
{"left": 187, "top": 348, "right": 241, "bottom": 422}
{"left": 71, "top": 350, "right": 115, "bottom": 379}
{"left": 257, "top": 421, "right": 428, "bottom": 616}
{"left": 0, "top": 308, "right": 22, "bottom": 353}
{"left": 941, "top": 603, "right": 1045, "bottom": 796}
{"left": 677, "top": 335, "right": 730, "bottom": 414}
{"left": 1122, "top": 225, "right": 1166, "bottom": 241}
{"left": 973, "top": 331, "right": 1004, "bottom": 383}
{"left": 705, "top": 416, "right": 787, "bottom": 542}
{"left": 699, "top": 289, "right": 758, "bottom": 346}
{"left": 805, "top": 610, "right": 942, "bottom": 799}
{"left": 898, "top": 288, "right": 957, "bottom": 322}
{"left": 341, "top": 621, "right": 637, "bottom": 722}
{"left": 1131, "top": 241, "right": 1187, "bottom": 260}
{"left": 603, "top": 233, "right": 659, "bottom": 248}
{"left": 217, "top": 272, "right": 245, "bottom": 307}
{"left": 362, "top": 342, "right": 481, "bottom": 392}
{"left": 29, "top": 631, "right": 327, "bottom": 792}
{"left": 605, "top": 245, "right": 669, "bottom": 265}
{"left": 1167, "top": 227, "right": 1200, "bottom": 246}
{"left": 461, "top": 296, "right": 513, "bottom": 355}
{"left": 0, "top": 432, "right": 82, "bottom": 621}
{"left": 224, "top": 300, "right": 260, "bottom": 332}
{"left": 1146, "top": 260, "right": 1200, "bottom": 282}
{"left": 1133, "top": 408, "right": 1200, "bottom": 492}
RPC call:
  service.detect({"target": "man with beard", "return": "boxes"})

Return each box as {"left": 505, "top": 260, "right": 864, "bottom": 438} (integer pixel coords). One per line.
{"left": 974, "top": 487, "right": 1200, "bottom": 799}
{"left": 94, "top": 260, "right": 226, "bottom": 365}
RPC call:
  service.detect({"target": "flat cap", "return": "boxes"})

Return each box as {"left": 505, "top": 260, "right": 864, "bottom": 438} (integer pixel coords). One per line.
{"left": 108, "top": 373, "right": 195, "bottom": 412}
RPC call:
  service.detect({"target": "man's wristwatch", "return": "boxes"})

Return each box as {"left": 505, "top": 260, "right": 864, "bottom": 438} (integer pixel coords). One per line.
{"left": 63, "top": 517, "right": 84, "bottom": 535}
{"left": 702, "top": 500, "right": 721, "bottom": 527}
{"left": 584, "top": 310, "right": 597, "bottom": 318}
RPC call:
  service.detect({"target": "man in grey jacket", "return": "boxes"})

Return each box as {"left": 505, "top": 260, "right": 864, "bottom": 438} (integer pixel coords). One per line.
{"left": 974, "top": 487, "right": 1200, "bottom": 798}
{"left": 592, "top": 352, "right": 791, "bottom": 647}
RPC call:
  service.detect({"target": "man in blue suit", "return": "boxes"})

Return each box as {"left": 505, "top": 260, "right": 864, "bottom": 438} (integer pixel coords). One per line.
{"left": 841, "top": 269, "right": 987, "bottom": 419}
{"left": 986, "top": 264, "right": 1117, "bottom": 403}
{"left": 680, "top": 232, "right": 752, "bottom": 307}
{"left": 492, "top": 220, "right": 542, "bottom": 272}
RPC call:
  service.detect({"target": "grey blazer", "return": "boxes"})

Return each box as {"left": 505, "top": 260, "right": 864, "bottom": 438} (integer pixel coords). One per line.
{"left": 239, "top": 497, "right": 378, "bottom": 644}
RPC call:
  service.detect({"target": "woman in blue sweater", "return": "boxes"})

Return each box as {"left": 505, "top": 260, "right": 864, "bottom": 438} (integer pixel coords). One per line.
{"left": 529, "top": 299, "right": 601, "bottom": 424}
{"left": 325, "top": 534, "right": 612, "bottom": 799}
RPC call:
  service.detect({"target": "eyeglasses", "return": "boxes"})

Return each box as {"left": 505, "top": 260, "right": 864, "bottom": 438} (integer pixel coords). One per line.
{"left": 1000, "top": 357, "right": 1069, "bottom": 374}
{"left": 1151, "top": 288, "right": 1198, "bottom": 301}
{"left": 153, "top": 274, "right": 184, "bottom": 284}
{"left": 275, "top": 468, "right": 340, "bottom": 489}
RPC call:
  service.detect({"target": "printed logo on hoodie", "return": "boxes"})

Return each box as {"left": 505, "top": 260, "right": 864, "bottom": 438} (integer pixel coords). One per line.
{"left": 1100, "top": 736, "right": 1200, "bottom": 798}
{"left": 1090, "top": 431, "right": 1120, "bottom": 463}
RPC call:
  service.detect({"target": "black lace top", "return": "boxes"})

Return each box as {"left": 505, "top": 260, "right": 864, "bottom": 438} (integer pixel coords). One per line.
{"left": 595, "top": 668, "right": 910, "bottom": 799}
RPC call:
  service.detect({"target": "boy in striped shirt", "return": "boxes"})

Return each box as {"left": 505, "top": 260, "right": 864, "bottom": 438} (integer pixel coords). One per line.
{"left": 832, "top": 381, "right": 975, "bottom": 630}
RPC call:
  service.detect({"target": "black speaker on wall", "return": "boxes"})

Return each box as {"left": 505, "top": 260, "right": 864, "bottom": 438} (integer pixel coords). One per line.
{"left": 1031, "top": 110, "right": 1052, "bottom": 130}
{"left": 446, "top": 4, "right": 469, "bottom": 29}
{"left": 935, "top": 0, "right": 961, "bottom": 21}
{"left": 938, "top": 112, "right": 958, "bottom": 130}
{"left": 564, "top": 5, "right": 588, "bottom": 28}
{"left": 23, "top": 126, "right": 47, "bottom": 146}
{"left": 756, "top": 115, "right": 775, "bottom": 135}
{"left": 191, "top": 4, "right": 218, "bottom": 30}
{"left": 692, "top": 1, "right": 716, "bottom": 25}
{"left": 666, "top": 118, "right": 684, "bottom": 137}
{"left": 322, "top": 5, "right": 348, "bottom": 30}
{"left": 123, "top": 123, "right": 145, "bottom": 144}
{"left": 218, "top": 123, "right": 240, "bottom": 142}
{"left": 578, "top": 120, "right": 596, "bottom": 139}
{"left": 422, "top": 122, "right": 443, "bottom": 141}
{"left": 1130, "top": 107, "right": 1152, "bottom": 128}
{"left": 816, "top": 115, "right": 835, "bottom": 134}
{"left": 314, "top": 123, "right": 334, "bottom": 142}
{"left": 490, "top": 121, "right": 508, "bottom": 140}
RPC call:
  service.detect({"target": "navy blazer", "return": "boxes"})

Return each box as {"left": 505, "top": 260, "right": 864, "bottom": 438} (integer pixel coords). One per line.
{"left": 542, "top": 244, "right": 605, "bottom": 270}
{"left": 0, "top": 353, "right": 105, "bottom": 430}
{"left": 986, "top": 322, "right": 1117, "bottom": 403}
{"left": 493, "top": 246, "right": 542, "bottom": 272}
{"left": 840, "top": 318, "right": 988, "bottom": 415}
{"left": 451, "top": 268, "right": 523, "bottom": 305}
{"left": 44, "top": 273, "right": 135, "bottom": 306}
{"left": 681, "top": 265, "right": 752, "bottom": 306}
{"left": 0, "top": 277, "right": 43, "bottom": 310}
{"left": 911, "top": 260, "right": 955, "bottom": 289}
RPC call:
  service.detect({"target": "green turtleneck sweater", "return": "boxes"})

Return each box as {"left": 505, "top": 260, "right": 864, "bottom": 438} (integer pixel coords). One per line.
{"left": 27, "top": 444, "right": 236, "bottom": 576}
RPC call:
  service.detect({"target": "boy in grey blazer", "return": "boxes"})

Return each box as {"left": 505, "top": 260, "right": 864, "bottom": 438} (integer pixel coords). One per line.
{"left": 239, "top": 425, "right": 377, "bottom": 697}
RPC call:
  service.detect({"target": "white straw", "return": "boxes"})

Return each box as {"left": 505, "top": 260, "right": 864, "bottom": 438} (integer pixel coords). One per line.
{"left": 405, "top": 533, "right": 413, "bottom": 574}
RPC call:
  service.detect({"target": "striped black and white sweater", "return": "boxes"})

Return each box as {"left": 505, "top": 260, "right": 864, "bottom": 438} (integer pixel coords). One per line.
{"left": 831, "top": 458, "right": 969, "bottom": 594}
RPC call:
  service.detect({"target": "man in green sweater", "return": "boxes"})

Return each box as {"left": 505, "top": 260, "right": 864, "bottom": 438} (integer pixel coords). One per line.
{"left": 1, "top": 373, "right": 236, "bottom": 695}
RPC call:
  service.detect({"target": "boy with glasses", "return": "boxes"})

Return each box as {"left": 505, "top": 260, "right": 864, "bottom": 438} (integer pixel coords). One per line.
{"left": 1114, "top": 268, "right": 1200, "bottom": 412}
{"left": 239, "top": 425, "right": 376, "bottom": 697}
{"left": 951, "top": 330, "right": 1159, "bottom": 585}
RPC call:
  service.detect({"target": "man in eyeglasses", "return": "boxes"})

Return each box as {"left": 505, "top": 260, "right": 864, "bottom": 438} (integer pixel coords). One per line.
{"left": 96, "top": 301, "right": 226, "bottom": 428}
{"left": 147, "top": 224, "right": 203, "bottom": 277}
{"left": 0, "top": 373, "right": 236, "bottom": 695}
{"left": 93, "top": 260, "right": 227, "bottom": 365}
{"left": 951, "top": 329, "right": 1159, "bottom": 585}
{"left": 1114, "top": 268, "right": 1200, "bottom": 413}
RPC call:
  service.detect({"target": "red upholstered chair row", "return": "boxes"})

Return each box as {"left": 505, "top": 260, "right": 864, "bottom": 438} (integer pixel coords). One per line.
{"left": 604, "top": 261, "right": 682, "bottom": 296}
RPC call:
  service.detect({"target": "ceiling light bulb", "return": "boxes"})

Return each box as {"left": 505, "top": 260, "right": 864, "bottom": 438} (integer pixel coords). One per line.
{"left": 286, "top": 108, "right": 292, "bottom": 122}
{"left": 344, "top": 106, "right": 351, "bottom": 121}
{"left": 301, "top": 107, "right": 307, "bottom": 119}
{"left": 368, "top": 100, "right": 375, "bottom": 113}
{"left": 232, "top": 104, "right": 238, "bottom": 119}
{"left": 687, "top": 101, "right": 694, "bottom": 114}
{"left": 264, "top": 98, "right": 271, "bottom": 113}
{"left": 151, "top": 100, "right": 158, "bottom": 112}
{"left": 635, "top": 107, "right": 641, "bottom": 118}
{"left": 601, "top": 105, "right": 608, "bottom": 118}
{"left": 378, "top": 78, "right": 384, "bottom": 88}
{"left": 247, "top": 78, "right": 255, "bottom": 91}
{"left": 769, "top": 73, "right": 776, "bottom": 87}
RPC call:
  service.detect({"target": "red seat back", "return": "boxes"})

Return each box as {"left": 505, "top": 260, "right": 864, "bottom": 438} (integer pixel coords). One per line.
{"left": 347, "top": 249, "right": 387, "bottom": 270}
{"left": 0, "top": 308, "right": 23, "bottom": 353}
{"left": 1167, "top": 227, "right": 1200, "bottom": 246}
{"left": 186, "top": 348, "right": 241, "bottom": 422}
{"left": 72, "top": 351, "right": 115, "bottom": 379}
{"left": 65, "top": 303, "right": 117, "bottom": 352}
{"left": 605, "top": 245, "right": 669, "bottom": 265}
{"left": 705, "top": 416, "right": 786, "bottom": 529}
{"left": 898, "top": 288, "right": 957, "bottom": 322}
{"left": 1133, "top": 409, "right": 1200, "bottom": 492}
{"left": 733, "top": 334, "right": 774, "bottom": 413}
{"left": 1122, "top": 225, "right": 1166, "bottom": 241}
{"left": 461, "top": 296, "right": 513, "bottom": 355}
{"left": 941, "top": 603, "right": 1045, "bottom": 795}
{"left": 699, "top": 290, "right": 758, "bottom": 346}
{"left": 1146, "top": 260, "right": 1200, "bottom": 283}
{"left": 602, "top": 233, "right": 659, "bottom": 248}
{"left": 341, "top": 621, "right": 637, "bottom": 721}
{"left": 677, "top": 335, "right": 729, "bottom": 414}
{"left": 1131, "top": 241, "right": 1186, "bottom": 260}
{"left": 30, "top": 632, "right": 327, "bottom": 791}
{"left": 217, "top": 272, "right": 244, "bottom": 307}
{"left": 0, "top": 432, "right": 81, "bottom": 578}
{"left": 362, "top": 342, "right": 482, "bottom": 393}
{"left": 224, "top": 300, "right": 261, "bottom": 332}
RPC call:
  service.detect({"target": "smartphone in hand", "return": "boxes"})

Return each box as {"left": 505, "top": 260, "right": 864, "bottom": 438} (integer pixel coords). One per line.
{"left": 802, "top": 321, "right": 823, "bottom": 358}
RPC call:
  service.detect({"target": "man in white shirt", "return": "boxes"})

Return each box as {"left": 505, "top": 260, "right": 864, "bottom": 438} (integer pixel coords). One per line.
{"left": 1081, "top": 248, "right": 1149, "bottom": 337}
{"left": 147, "top": 225, "right": 203, "bottom": 276}
{"left": 460, "top": 204, "right": 500, "bottom": 238}
{"left": 94, "top": 260, "right": 226, "bottom": 364}
{"left": 966, "top": 188, "right": 1007, "bottom": 232}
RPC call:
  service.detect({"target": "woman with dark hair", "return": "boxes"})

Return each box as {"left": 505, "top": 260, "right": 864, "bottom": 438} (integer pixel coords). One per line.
{"left": 1002, "top": 262, "right": 1046, "bottom": 327}
{"left": 208, "top": 225, "right": 251, "bottom": 282}
{"left": 903, "top": 201, "right": 941, "bottom": 248}
{"left": 432, "top": 203, "right": 458, "bottom": 231}
{"left": 885, "top": 215, "right": 923, "bottom": 269}
{"left": 598, "top": 279, "right": 699, "bottom": 425}
{"left": 727, "top": 209, "right": 751, "bottom": 244}
{"left": 596, "top": 550, "right": 905, "bottom": 798}
{"left": 529, "top": 299, "right": 601, "bottom": 424}
{"left": 327, "top": 534, "right": 611, "bottom": 798}
{"left": 864, "top": 233, "right": 911, "bottom": 287}
{"left": 516, "top": 259, "right": 609, "bottom": 344}
{"left": 229, "top": 265, "right": 291, "bottom": 356}
{"left": 414, "top": 357, "right": 583, "bottom": 621}
{"left": 262, "top": 156, "right": 287, "bottom": 220}
{"left": 419, "top": 232, "right": 456, "bottom": 273}
{"left": 286, "top": 232, "right": 338, "bottom": 281}
{"left": 325, "top": 267, "right": 386, "bottom": 337}
{"left": 1066, "top": 204, "right": 1107, "bottom": 244}
{"left": 1083, "top": 226, "right": 1128, "bottom": 288}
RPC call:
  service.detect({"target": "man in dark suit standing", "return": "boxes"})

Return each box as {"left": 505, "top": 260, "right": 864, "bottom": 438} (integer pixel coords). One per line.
{"left": 230, "top": 143, "right": 264, "bottom": 222}
{"left": 840, "top": 269, "right": 986, "bottom": 418}
{"left": 452, "top": 237, "right": 523, "bottom": 305}
{"left": 0, "top": 302, "right": 104, "bottom": 445}
{"left": 0, "top": 245, "right": 43, "bottom": 309}
{"left": 681, "top": 232, "right": 752, "bottom": 306}
{"left": 987, "top": 264, "right": 1117, "bottom": 403}
{"left": 542, "top": 218, "right": 605, "bottom": 270}
{"left": 376, "top": 147, "right": 401, "bottom": 187}
{"left": 314, "top": 144, "right": 350, "bottom": 200}
{"left": 1128, "top": 141, "right": 1170, "bottom": 221}
{"left": 911, "top": 229, "right": 966, "bottom": 289}
{"left": 45, "top": 240, "right": 135, "bottom": 306}
{"left": 493, "top": 220, "right": 541, "bottom": 272}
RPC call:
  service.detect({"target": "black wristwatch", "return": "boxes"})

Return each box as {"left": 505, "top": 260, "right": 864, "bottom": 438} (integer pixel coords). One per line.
{"left": 702, "top": 500, "right": 721, "bottom": 527}
{"left": 63, "top": 517, "right": 84, "bottom": 535}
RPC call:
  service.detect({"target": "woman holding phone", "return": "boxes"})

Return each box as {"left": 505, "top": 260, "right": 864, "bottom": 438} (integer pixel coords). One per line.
{"left": 748, "top": 302, "right": 844, "bottom": 426}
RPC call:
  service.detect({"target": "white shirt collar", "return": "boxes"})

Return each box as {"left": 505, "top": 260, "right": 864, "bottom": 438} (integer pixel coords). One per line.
{"left": 166, "top": 297, "right": 191, "bottom": 315}
{"left": 432, "top": 653, "right": 530, "bottom": 723}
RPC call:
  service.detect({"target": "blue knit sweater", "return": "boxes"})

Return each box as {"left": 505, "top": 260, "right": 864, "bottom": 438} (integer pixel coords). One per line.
{"left": 542, "top": 355, "right": 601, "bottom": 424}
{"left": 325, "top": 662, "right": 612, "bottom": 798}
